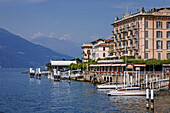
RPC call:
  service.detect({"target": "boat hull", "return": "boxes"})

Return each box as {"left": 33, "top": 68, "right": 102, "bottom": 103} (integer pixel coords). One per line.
{"left": 108, "top": 90, "right": 146, "bottom": 96}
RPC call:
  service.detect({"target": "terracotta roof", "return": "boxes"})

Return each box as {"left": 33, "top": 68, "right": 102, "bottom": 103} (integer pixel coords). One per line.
{"left": 91, "top": 38, "right": 111, "bottom": 43}
{"left": 91, "top": 38, "right": 104, "bottom": 43}
{"left": 105, "top": 39, "right": 111, "bottom": 43}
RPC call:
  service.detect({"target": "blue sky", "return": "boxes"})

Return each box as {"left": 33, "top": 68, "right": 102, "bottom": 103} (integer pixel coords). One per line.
{"left": 0, "top": 0, "right": 169, "bottom": 46}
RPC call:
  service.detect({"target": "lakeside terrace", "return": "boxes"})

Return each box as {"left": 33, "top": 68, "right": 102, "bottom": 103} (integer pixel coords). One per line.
{"left": 83, "top": 60, "right": 170, "bottom": 85}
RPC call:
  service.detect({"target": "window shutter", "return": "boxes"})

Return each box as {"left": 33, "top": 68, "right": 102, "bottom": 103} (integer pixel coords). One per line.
{"left": 161, "top": 22, "right": 162, "bottom": 28}
{"left": 161, "top": 31, "right": 162, "bottom": 38}
{"left": 161, "top": 41, "right": 162, "bottom": 49}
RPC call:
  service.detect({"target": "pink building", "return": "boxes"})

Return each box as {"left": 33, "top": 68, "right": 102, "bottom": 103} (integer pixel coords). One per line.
{"left": 111, "top": 7, "right": 170, "bottom": 60}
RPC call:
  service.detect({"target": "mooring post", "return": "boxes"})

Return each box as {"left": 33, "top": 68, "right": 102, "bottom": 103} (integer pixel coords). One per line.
{"left": 68, "top": 70, "right": 71, "bottom": 83}
{"left": 151, "top": 89, "right": 154, "bottom": 110}
{"left": 130, "top": 75, "right": 133, "bottom": 87}
{"left": 146, "top": 74, "right": 149, "bottom": 109}
{"left": 124, "top": 71, "right": 126, "bottom": 87}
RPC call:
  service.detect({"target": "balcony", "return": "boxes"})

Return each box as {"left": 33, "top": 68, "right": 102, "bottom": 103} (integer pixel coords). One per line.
{"left": 129, "top": 36, "right": 133, "bottom": 40}
{"left": 114, "top": 31, "right": 118, "bottom": 34}
{"left": 133, "top": 35, "right": 138, "bottom": 39}
{"left": 117, "top": 38, "right": 121, "bottom": 42}
{"left": 113, "top": 40, "right": 117, "bottom": 43}
{"left": 134, "top": 46, "right": 139, "bottom": 50}
{"left": 127, "top": 36, "right": 130, "bottom": 39}
{"left": 134, "top": 25, "right": 139, "bottom": 30}
{"left": 114, "top": 49, "right": 118, "bottom": 52}
{"left": 121, "top": 37, "right": 126, "bottom": 41}
{"left": 117, "top": 30, "right": 121, "bottom": 34}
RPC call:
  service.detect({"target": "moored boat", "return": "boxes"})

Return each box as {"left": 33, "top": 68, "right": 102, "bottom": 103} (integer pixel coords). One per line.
{"left": 96, "top": 82, "right": 124, "bottom": 89}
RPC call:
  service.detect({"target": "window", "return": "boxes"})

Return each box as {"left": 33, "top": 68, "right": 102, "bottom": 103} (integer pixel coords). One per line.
{"left": 103, "top": 53, "right": 105, "bottom": 57}
{"left": 123, "top": 33, "right": 125, "bottom": 37}
{"left": 145, "top": 40, "right": 148, "bottom": 49}
{"left": 167, "top": 53, "right": 170, "bottom": 59}
{"left": 115, "top": 35, "right": 117, "bottom": 39}
{"left": 130, "top": 40, "right": 133, "bottom": 46}
{"left": 136, "top": 21, "right": 139, "bottom": 28}
{"left": 123, "top": 42, "right": 125, "bottom": 47}
{"left": 119, "top": 43, "right": 121, "bottom": 47}
{"left": 167, "top": 41, "right": 170, "bottom": 49}
{"left": 119, "top": 34, "right": 121, "bottom": 38}
{"left": 156, "top": 21, "right": 162, "bottom": 28}
{"left": 115, "top": 44, "right": 117, "bottom": 48}
{"left": 145, "top": 21, "right": 148, "bottom": 28}
{"left": 126, "top": 24, "right": 129, "bottom": 28}
{"left": 88, "top": 54, "right": 90, "bottom": 59}
{"left": 126, "top": 41, "right": 128, "bottom": 46}
{"left": 157, "top": 53, "right": 161, "bottom": 60}
{"left": 135, "top": 31, "right": 138, "bottom": 36}
{"left": 130, "top": 51, "right": 133, "bottom": 55}
{"left": 157, "top": 40, "right": 162, "bottom": 49}
{"left": 136, "top": 41, "right": 138, "bottom": 47}
{"left": 130, "top": 31, "right": 133, "bottom": 36}
{"left": 167, "top": 31, "right": 170, "bottom": 38}
{"left": 87, "top": 50, "right": 90, "bottom": 55}
{"left": 167, "top": 22, "right": 170, "bottom": 29}
{"left": 145, "top": 53, "right": 148, "bottom": 59}
{"left": 145, "top": 31, "right": 148, "bottom": 38}
{"left": 103, "top": 47, "right": 105, "bottom": 51}
{"left": 156, "top": 31, "right": 162, "bottom": 38}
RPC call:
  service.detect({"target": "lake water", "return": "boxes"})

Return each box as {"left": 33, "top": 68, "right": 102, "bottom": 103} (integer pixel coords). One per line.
{"left": 0, "top": 68, "right": 169, "bottom": 113}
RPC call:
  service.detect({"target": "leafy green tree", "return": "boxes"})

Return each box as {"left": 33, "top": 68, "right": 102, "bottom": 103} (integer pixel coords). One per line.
{"left": 46, "top": 63, "right": 51, "bottom": 67}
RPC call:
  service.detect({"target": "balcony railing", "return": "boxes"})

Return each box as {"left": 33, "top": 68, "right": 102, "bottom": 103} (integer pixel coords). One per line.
{"left": 117, "top": 38, "right": 121, "bottom": 42}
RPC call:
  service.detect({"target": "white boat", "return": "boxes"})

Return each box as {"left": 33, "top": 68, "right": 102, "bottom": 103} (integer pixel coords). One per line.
{"left": 107, "top": 87, "right": 145, "bottom": 96}
{"left": 97, "top": 83, "right": 124, "bottom": 89}
{"left": 108, "top": 90, "right": 146, "bottom": 96}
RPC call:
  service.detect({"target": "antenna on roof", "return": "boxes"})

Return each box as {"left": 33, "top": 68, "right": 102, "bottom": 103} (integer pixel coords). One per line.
{"left": 126, "top": 5, "right": 129, "bottom": 13}
{"left": 163, "top": 0, "right": 165, "bottom": 8}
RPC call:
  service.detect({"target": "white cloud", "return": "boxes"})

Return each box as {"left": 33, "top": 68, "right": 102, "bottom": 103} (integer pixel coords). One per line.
{"left": 58, "top": 33, "right": 72, "bottom": 40}
{"left": 32, "top": 32, "right": 44, "bottom": 39}
{"left": 90, "top": 33, "right": 100, "bottom": 40}
{"left": 48, "top": 32, "right": 55, "bottom": 38}
{"left": 31, "top": 32, "right": 72, "bottom": 41}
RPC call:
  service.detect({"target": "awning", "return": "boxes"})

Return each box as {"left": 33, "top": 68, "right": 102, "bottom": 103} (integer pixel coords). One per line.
{"left": 108, "top": 53, "right": 113, "bottom": 56}
{"left": 90, "top": 64, "right": 126, "bottom": 67}
{"left": 134, "top": 64, "right": 146, "bottom": 67}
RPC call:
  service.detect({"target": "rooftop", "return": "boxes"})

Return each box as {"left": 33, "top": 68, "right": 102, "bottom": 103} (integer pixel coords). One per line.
{"left": 112, "top": 7, "right": 170, "bottom": 26}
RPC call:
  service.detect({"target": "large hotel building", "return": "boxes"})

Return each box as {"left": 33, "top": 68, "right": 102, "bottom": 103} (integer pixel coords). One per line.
{"left": 111, "top": 7, "right": 170, "bottom": 60}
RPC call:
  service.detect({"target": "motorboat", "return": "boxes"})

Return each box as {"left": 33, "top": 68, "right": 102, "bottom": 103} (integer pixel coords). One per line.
{"left": 107, "top": 86, "right": 147, "bottom": 96}
{"left": 108, "top": 90, "right": 146, "bottom": 96}
{"left": 96, "top": 82, "right": 124, "bottom": 89}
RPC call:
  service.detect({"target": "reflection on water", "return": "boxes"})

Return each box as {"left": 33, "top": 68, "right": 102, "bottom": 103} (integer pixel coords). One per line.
{"left": 0, "top": 68, "right": 169, "bottom": 113}
{"left": 29, "top": 78, "right": 35, "bottom": 83}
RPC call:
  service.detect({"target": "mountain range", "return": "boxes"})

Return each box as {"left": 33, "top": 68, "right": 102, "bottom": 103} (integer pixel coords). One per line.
{"left": 0, "top": 28, "right": 72, "bottom": 68}
{"left": 30, "top": 36, "right": 81, "bottom": 58}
